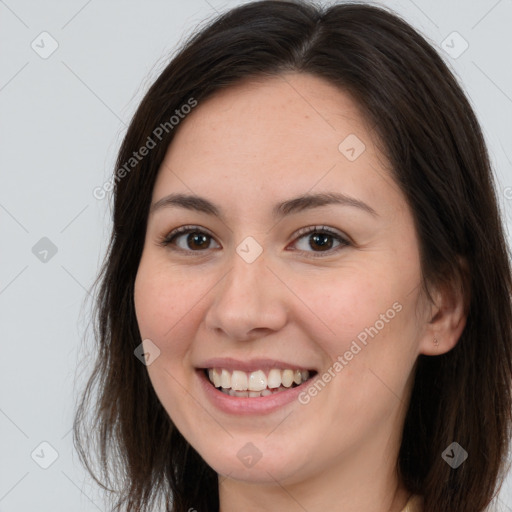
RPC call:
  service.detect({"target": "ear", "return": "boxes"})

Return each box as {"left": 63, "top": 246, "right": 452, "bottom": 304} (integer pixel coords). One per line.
{"left": 418, "top": 258, "right": 469, "bottom": 356}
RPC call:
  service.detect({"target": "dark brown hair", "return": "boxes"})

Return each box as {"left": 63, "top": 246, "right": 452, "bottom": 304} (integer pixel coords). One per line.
{"left": 74, "top": 1, "right": 512, "bottom": 511}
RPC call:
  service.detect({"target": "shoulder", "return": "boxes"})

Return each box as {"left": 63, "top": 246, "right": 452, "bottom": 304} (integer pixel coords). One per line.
{"left": 400, "top": 494, "right": 424, "bottom": 512}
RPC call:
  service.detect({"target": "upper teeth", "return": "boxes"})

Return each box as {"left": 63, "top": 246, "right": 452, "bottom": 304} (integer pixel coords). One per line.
{"left": 207, "top": 368, "right": 310, "bottom": 391}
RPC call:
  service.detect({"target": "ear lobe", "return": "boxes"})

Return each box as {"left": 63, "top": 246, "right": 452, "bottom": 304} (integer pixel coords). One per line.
{"left": 419, "top": 259, "right": 470, "bottom": 356}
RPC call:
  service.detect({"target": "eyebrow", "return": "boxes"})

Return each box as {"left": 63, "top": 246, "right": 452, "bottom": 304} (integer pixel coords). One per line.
{"left": 150, "top": 191, "right": 378, "bottom": 218}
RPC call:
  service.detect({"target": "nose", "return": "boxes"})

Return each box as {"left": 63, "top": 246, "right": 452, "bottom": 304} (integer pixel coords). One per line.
{"left": 203, "top": 248, "right": 289, "bottom": 341}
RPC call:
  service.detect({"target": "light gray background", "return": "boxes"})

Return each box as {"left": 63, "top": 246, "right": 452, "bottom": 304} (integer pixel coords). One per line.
{"left": 1, "top": 0, "right": 511, "bottom": 510}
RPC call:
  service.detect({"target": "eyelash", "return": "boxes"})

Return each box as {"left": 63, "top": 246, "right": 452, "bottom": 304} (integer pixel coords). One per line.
{"left": 157, "top": 224, "right": 351, "bottom": 258}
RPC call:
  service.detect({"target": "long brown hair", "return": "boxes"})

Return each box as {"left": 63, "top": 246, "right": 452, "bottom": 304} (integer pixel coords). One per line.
{"left": 74, "top": 1, "right": 512, "bottom": 511}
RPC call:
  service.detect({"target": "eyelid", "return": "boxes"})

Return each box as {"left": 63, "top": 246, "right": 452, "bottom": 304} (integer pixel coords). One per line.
{"left": 291, "top": 225, "right": 351, "bottom": 245}
{"left": 158, "top": 224, "right": 220, "bottom": 251}
{"left": 158, "top": 224, "right": 350, "bottom": 257}
{"left": 287, "top": 225, "right": 351, "bottom": 257}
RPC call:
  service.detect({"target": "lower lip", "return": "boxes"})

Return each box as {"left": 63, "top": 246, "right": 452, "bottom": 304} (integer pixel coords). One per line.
{"left": 197, "top": 369, "right": 314, "bottom": 415}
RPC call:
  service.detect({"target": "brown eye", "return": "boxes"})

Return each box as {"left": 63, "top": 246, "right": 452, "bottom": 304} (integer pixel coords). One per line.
{"left": 160, "top": 226, "right": 221, "bottom": 252}
{"left": 308, "top": 232, "right": 334, "bottom": 251}
{"left": 291, "top": 226, "right": 350, "bottom": 257}
{"left": 160, "top": 224, "right": 349, "bottom": 258}
{"left": 184, "top": 232, "right": 211, "bottom": 250}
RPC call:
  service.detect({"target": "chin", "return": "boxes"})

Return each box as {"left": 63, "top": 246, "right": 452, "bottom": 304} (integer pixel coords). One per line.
{"left": 198, "top": 440, "right": 308, "bottom": 484}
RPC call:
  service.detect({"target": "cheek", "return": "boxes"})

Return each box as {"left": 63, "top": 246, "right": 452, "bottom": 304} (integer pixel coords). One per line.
{"left": 294, "top": 262, "right": 420, "bottom": 396}
{"left": 133, "top": 257, "right": 206, "bottom": 431}
{"left": 134, "top": 254, "right": 202, "bottom": 346}
{"left": 292, "top": 264, "right": 401, "bottom": 344}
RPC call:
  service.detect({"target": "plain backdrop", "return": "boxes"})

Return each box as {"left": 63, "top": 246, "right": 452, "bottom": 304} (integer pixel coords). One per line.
{"left": 1, "top": 0, "right": 511, "bottom": 510}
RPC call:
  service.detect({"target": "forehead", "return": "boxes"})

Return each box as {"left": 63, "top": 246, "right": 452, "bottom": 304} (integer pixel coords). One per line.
{"left": 153, "top": 73, "right": 404, "bottom": 219}
{"left": 165, "top": 73, "right": 370, "bottom": 161}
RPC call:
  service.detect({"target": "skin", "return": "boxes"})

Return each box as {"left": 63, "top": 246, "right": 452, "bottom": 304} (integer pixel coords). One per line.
{"left": 133, "top": 72, "right": 466, "bottom": 512}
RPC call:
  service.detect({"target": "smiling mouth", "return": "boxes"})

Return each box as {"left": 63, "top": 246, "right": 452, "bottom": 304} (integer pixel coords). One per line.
{"left": 203, "top": 367, "right": 317, "bottom": 398}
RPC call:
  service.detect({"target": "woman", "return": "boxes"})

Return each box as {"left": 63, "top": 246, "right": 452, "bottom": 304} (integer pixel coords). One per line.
{"left": 74, "top": 1, "right": 512, "bottom": 511}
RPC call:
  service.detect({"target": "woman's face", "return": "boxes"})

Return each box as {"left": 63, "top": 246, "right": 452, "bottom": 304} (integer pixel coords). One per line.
{"left": 134, "top": 73, "right": 432, "bottom": 486}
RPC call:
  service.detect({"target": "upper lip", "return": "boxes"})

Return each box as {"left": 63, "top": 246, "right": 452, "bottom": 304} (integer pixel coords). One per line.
{"left": 197, "top": 357, "right": 316, "bottom": 373}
